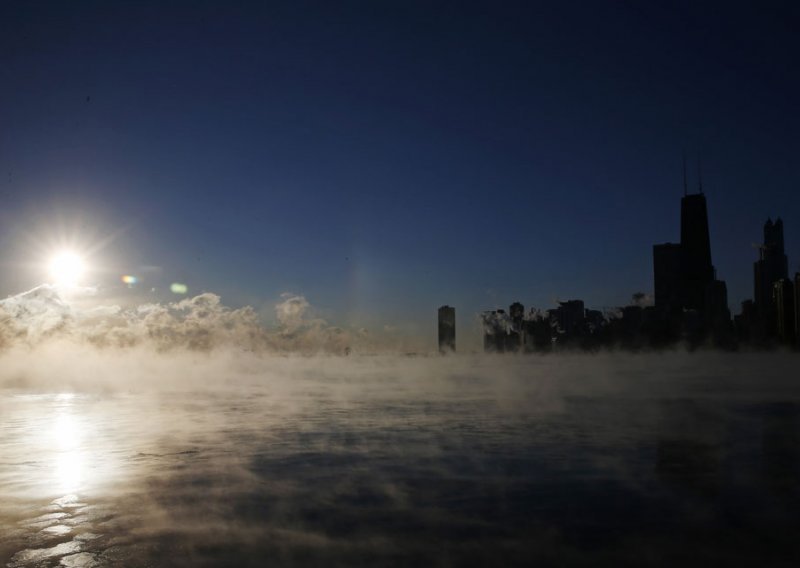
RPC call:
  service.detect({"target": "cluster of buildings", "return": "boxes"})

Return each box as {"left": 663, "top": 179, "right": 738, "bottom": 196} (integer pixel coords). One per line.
{"left": 736, "top": 218, "right": 798, "bottom": 345}
{"left": 437, "top": 182, "right": 799, "bottom": 353}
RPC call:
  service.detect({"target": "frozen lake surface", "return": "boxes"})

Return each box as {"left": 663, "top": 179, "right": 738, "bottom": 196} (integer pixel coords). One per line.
{"left": 1, "top": 352, "right": 799, "bottom": 566}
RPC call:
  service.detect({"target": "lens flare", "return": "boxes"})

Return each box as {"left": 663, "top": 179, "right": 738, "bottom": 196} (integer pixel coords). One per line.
{"left": 48, "top": 251, "right": 86, "bottom": 287}
{"left": 170, "top": 283, "right": 188, "bottom": 294}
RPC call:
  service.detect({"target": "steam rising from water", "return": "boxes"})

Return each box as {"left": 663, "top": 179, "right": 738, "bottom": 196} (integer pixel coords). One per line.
{"left": 0, "top": 286, "right": 370, "bottom": 354}
{"left": 1, "top": 287, "right": 799, "bottom": 566}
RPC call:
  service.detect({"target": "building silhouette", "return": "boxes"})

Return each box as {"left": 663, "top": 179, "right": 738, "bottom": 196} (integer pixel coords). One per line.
{"left": 652, "top": 182, "right": 730, "bottom": 344}
{"left": 754, "top": 218, "right": 789, "bottom": 338}
{"left": 794, "top": 272, "right": 800, "bottom": 347}
{"left": 680, "top": 193, "right": 716, "bottom": 311}
{"left": 523, "top": 315, "right": 553, "bottom": 351}
{"left": 795, "top": 273, "right": 800, "bottom": 348}
{"left": 555, "top": 300, "right": 585, "bottom": 336}
{"left": 437, "top": 305, "right": 456, "bottom": 353}
{"left": 509, "top": 302, "right": 525, "bottom": 329}
{"left": 704, "top": 279, "right": 732, "bottom": 344}
{"left": 480, "top": 304, "right": 527, "bottom": 353}
{"left": 734, "top": 299, "right": 756, "bottom": 343}
{"left": 466, "top": 164, "right": 795, "bottom": 353}
{"left": 481, "top": 309, "right": 505, "bottom": 352}
{"left": 773, "top": 279, "right": 795, "bottom": 345}
{"left": 507, "top": 302, "right": 524, "bottom": 351}
{"left": 653, "top": 243, "right": 682, "bottom": 312}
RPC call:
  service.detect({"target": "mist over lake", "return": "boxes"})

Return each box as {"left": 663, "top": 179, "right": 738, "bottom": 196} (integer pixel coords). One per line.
{"left": 1, "top": 351, "right": 798, "bottom": 567}
{"left": 3, "top": 1, "right": 800, "bottom": 565}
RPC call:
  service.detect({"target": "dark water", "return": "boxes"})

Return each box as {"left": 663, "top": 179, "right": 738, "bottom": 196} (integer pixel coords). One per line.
{"left": 1, "top": 354, "right": 799, "bottom": 566}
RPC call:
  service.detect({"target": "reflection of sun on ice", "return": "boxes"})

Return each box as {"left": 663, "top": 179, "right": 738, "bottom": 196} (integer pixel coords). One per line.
{"left": 56, "top": 450, "right": 84, "bottom": 495}
{"left": 51, "top": 400, "right": 85, "bottom": 495}
{"left": 48, "top": 251, "right": 86, "bottom": 287}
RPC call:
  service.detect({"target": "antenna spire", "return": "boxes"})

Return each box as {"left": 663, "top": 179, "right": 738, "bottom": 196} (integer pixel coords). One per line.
{"left": 697, "top": 156, "right": 703, "bottom": 194}
{"left": 682, "top": 151, "right": 688, "bottom": 196}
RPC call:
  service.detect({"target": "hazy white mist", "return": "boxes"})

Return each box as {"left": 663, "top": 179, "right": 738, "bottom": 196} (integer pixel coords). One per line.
{"left": 1, "top": 286, "right": 799, "bottom": 566}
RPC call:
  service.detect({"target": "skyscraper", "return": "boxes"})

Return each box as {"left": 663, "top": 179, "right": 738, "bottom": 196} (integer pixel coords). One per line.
{"left": 754, "top": 218, "right": 789, "bottom": 337}
{"left": 555, "top": 300, "right": 585, "bottom": 336}
{"left": 509, "top": 302, "right": 525, "bottom": 328}
{"left": 773, "top": 279, "right": 795, "bottom": 345}
{"left": 507, "top": 302, "right": 524, "bottom": 352}
{"left": 438, "top": 305, "right": 456, "bottom": 353}
{"left": 704, "top": 279, "right": 732, "bottom": 343}
{"left": 481, "top": 309, "right": 508, "bottom": 353}
{"left": 652, "top": 182, "right": 730, "bottom": 341}
{"left": 653, "top": 243, "right": 682, "bottom": 311}
{"left": 680, "top": 193, "right": 715, "bottom": 311}
{"left": 795, "top": 273, "right": 800, "bottom": 348}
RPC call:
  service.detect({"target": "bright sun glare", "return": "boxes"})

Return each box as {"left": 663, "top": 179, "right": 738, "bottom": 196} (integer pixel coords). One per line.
{"left": 48, "top": 251, "right": 87, "bottom": 287}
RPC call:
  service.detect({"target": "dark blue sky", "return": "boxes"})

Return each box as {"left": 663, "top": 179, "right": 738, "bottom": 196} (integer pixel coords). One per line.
{"left": 1, "top": 1, "right": 798, "bottom": 338}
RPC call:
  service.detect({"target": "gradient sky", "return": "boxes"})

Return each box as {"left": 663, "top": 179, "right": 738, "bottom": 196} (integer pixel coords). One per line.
{"left": 1, "top": 1, "right": 798, "bottom": 340}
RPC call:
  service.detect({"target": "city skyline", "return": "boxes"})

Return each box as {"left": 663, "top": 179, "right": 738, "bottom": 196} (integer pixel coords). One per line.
{"left": 2, "top": 3, "right": 800, "bottom": 566}
{"left": 1, "top": 171, "right": 800, "bottom": 353}
{"left": 1, "top": 2, "right": 799, "bottom": 343}
{"left": 474, "top": 185, "right": 798, "bottom": 352}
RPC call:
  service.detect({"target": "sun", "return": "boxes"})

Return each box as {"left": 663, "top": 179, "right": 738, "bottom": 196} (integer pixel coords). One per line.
{"left": 48, "top": 251, "right": 87, "bottom": 287}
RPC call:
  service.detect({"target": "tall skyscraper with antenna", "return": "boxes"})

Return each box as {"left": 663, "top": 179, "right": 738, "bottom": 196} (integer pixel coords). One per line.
{"left": 653, "top": 158, "right": 729, "bottom": 340}
{"left": 680, "top": 191, "right": 715, "bottom": 311}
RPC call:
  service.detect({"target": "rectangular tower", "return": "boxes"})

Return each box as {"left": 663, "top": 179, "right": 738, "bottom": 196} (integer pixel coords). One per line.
{"left": 705, "top": 279, "right": 731, "bottom": 343}
{"left": 556, "top": 300, "right": 585, "bottom": 336}
{"left": 773, "top": 279, "right": 796, "bottom": 345}
{"left": 795, "top": 273, "right": 800, "bottom": 348}
{"left": 438, "top": 305, "right": 456, "bottom": 353}
{"left": 507, "top": 302, "right": 524, "bottom": 352}
{"left": 754, "top": 218, "right": 789, "bottom": 338}
{"left": 680, "top": 193, "right": 715, "bottom": 311}
{"left": 481, "top": 309, "right": 507, "bottom": 353}
{"left": 653, "top": 243, "right": 683, "bottom": 312}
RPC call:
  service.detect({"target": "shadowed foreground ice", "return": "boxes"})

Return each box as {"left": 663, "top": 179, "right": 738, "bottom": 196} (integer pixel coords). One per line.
{"left": 1, "top": 351, "right": 799, "bottom": 567}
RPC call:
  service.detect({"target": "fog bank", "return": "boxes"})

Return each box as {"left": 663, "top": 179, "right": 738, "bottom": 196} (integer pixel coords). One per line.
{"left": 0, "top": 285, "right": 408, "bottom": 355}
